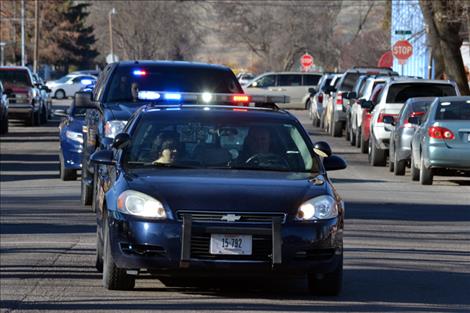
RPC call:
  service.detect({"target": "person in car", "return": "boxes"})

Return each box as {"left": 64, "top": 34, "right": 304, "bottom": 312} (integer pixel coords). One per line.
{"left": 237, "top": 126, "right": 273, "bottom": 163}
{"left": 153, "top": 133, "right": 180, "bottom": 164}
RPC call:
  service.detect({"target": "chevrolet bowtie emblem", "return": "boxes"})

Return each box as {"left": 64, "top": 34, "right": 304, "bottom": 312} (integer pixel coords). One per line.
{"left": 221, "top": 214, "right": 241, "bottom": 222}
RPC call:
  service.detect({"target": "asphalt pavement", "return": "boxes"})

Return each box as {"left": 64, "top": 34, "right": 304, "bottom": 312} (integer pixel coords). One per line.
{"left": 1, "top": 99, "right": 469, "bottom": 313}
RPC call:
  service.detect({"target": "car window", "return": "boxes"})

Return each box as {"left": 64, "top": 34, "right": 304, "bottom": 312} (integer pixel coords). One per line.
{"left": 56, "top": 75, "right": 73, "bottom": 83}
{"left": 302, "top": 74, "right": 321, "bottom": 86}
{"left": 0, "top": 70, "right": 32, "bottom": 87}
{"left": 371, "top": 83, "right": 385, "bottom": 104}
{"left": 278, "top": 75, "right": 302, "bottom": 86}
{"left": 386, "top": 83, "right": 457, "bottom": 103}
{"left": 125, "top": 115, "right": 318, "bottom": 173}
{"left": 435, "top": 100, "right": 470, "bottom": 120}
{"left": 255, "top": 74, "right": 276, "bottom": 88}
{"left": 339, "top": 72, "right": 360, "bottom": 91}
{"left": 105, "top": 65, "right": 242, "bottom": 102}
{"left": 320, "top": 78, "right": 333, "bottom": 92}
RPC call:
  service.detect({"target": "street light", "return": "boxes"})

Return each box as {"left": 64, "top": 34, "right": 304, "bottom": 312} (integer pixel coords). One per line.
{"left": 108, "top": 8, "right": 117, "bottom": 63}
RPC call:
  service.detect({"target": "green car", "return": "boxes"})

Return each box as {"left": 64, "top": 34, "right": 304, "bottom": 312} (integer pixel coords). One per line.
{"left": 411, "top": 96, "right": 470, "bottom": 185}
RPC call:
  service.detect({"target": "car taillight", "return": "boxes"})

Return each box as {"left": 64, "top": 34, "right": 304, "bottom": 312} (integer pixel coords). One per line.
{"left": 428, "top": 126, "right": 454, "bottom": 140}
{"left": 335, "top": 92, "right": 343, "bottom": 109}
{"left": 318, "top": 93, "right": 323, "bottom": 104}
{"left": 377, "top": 112, "right": 397, "bottom": 123}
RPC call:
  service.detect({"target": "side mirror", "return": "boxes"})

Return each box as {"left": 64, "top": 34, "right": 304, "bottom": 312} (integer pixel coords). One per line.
{"left": 53, "top": 109, "right": 67, "bottom": 117}
{"left": 408, "top": 116, "right": 421, "bottom": 125}
{"left": 42, "top": 86, "right": 52, "bottom": 93}
{"left": 313, "top": 141, "right": 332, "bottom": 158}
{"left": 361, "top": 100, "right": 373, "bottom": 111}
{"left": 323, "top": 155, "right": 347, "bottom": 171}
{"left": 308, "top": 87, "right": 316, "bottom": 94}
{"left": 344, "top": 91, "right": 357, "bottom": 100}
{"left": 112, "top": 133, "right": 131, "bottom": 149}
{"left": 74, "top": 91, "right": 96, "bottom": 109}
{"left": 90, "top": 150, "right": 115, "bottom": 165}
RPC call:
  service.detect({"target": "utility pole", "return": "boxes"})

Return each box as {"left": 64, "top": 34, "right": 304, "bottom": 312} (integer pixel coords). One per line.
{"left": 21, "top": 0, "right": 25, "bottom": 66}
{"left": 33, "top": 0, "right": 39, "bottom": 73}
{"left": 108, "top": 8, "right": 116, "bottom": 62}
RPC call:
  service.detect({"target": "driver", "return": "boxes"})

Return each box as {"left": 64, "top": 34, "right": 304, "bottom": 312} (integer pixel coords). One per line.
{"left": 152, "top": 132, "right": 180, "bottom": 164}
{"left": 237, "top": 126, "right": 273, "bottom": 163}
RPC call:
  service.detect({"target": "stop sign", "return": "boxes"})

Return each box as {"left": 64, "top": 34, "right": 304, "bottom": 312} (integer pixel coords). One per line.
{"left": 392, "top": 40, "right": 413, "bottom": 64}
{"left": 300, "top": 53, "right": 314, "bottom": 68}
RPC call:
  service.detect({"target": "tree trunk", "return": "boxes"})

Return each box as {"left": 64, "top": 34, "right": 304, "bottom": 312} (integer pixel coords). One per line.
{"left": 432, "top": 0, "right": 470, "bottom": 95}
{"left": 419, "top": 0, "right": 445, "bottom": 79}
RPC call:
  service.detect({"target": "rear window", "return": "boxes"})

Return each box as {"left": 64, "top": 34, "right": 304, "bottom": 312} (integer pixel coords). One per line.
{"left": 302, "top": 74, "right": 321, "bottom": 86}
{"left": 435, "top": 100, "right": 470, "bottom": 120}
{"left": 104, "top": 65, "right": 242, "bottom": 102}
{"left": 386, "top": 83, "right": 457, "bottom": 103}
{"left": 0, "top": 69, "right": 32, "bottom": 87}
{"left": 278, "top": 75, "right": 302, "bottom": 86}
{"left": 339, "top": 72, "right": 360, "bottom": 91}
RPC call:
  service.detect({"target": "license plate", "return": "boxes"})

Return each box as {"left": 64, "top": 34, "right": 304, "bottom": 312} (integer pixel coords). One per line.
{"left": 210, "top": 234, "right": 252, "bottom": 255}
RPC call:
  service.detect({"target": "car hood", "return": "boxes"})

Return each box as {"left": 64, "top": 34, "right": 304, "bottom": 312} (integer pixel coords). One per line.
{"left": 124, "top": 169, "right": 329, "bottom": 215}
{"left": 104, "top": 102, "right": 144, "bottom": 121}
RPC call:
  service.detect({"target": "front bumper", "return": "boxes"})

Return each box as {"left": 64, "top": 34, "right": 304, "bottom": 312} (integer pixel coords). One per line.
{"left": 108, "top": 213, "right": 343, "bottom": 277}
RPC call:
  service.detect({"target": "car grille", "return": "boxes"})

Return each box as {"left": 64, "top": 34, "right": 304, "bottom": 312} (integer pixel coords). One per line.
{"left": 176, "top": 211, "right": 286, "bottom": 224}
{"left": 191, "top": 233, "right": 272, "bottom": 261}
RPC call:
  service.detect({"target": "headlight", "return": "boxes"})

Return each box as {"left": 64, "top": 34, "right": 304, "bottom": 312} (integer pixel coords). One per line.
{"left": 117, "top": 190, "right": 167, "bottom": 219}
{"left": 65, "top": 130, "right": 83, "bottom": 144}
{"left": 104, "top": 120, "right": 127, "bottom": 139}
{"left": 296, "top": 195, "right": 338, "bottom": 220}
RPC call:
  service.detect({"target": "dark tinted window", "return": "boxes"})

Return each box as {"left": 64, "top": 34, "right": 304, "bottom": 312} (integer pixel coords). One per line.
{"left": 0, "top": 69, "right": 32, "bottom": 87}
{"left": 302, "top": 74, "right": 321, "bottom": 86}
{"left": 105, "top": 65, "right": 242, "bottom": 102}
{"left": 320, "top": 78, "right": 333, "bottom": 91}
{"left": 340, "top": 72, "right": 360, "bottom": 91}
{"left": 435, "top": 100, "right": 470, "bottom": 120}
{"left": 278, "top": 75, "right": 301, "bottom": 86}
{"left": 386, "top": 83, "right": 457, "bottom": 103}
{"left": 254, "top": 74, "right": 276, "bottom": 88}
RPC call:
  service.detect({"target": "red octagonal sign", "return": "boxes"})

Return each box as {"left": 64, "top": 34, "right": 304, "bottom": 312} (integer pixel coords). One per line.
{"left": 300, "top": 53, "right": 314, "bottom": 68}
{"left": 392, "top": 40, "right": 413, "bottom": 64}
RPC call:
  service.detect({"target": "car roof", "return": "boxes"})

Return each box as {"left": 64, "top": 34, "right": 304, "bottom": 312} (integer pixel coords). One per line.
{"left": 387, "top": 78, "right": 455, "bottom": 85}
{"left": 259, "top": 71, "right": 323, "bottom": 75}
{"left": 114, "top": 60, "right": 233, "bottom": 72}
{"left": 437, "top": 96, "right": 470, "bottom": 102}
{"left": 405, "top": 97, "right": 436, "bottom": 103}
{"left": 0, "top": 66, "right": 31, "bottom": 71}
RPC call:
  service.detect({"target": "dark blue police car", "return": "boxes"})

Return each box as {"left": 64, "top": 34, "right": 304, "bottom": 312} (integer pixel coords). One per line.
{"left": 91, "top": 92, "right": 346, "bottom": 295}
{"left": 55, "top": 98, "right": 86, "bottom": 180}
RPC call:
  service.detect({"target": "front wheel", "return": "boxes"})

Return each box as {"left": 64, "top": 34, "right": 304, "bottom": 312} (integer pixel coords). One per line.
{"left": 102, "top": 224, "right": 135, "bottom": 290}
{"left": 308, "top": 255, "right": 343, "bottom": 296}
{"left": 55, "top": 89, "right": 66, "bottom": 99}
{"left": 59, "top": 153, "right": 77, "bottom": 181}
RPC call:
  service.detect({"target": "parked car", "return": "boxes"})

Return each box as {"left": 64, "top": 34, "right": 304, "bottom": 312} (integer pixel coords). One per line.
{"left": 359, "top": 82, "right": 386, "bottom": 154}
{"left": 0, "top": 81, "right": 9, "bottom": 134}
{"left": 91, "top": 94, "right": 347, "bottom": 294}
{"left": 309, "top": 73, "right": 338, "bottom": 127}
{"left": 237, "top": 72, "right": 255, "bottom": 86}
{"left": 243, "top": 72, "right": 322, "bottom": 109}
{"left": 46, "top": 74, "right": 97, "bottom": 99}
{"left": 32, "top": 73, "right": 53, "bottom": 122}
{"left": 70, "top": 69, "right": 100, "bottom": 77}
{"left": 367, "top": 78, "right": 460, "bottom": 166}
{"left": 349, "top": 76, "right": 390, "bottom": 148}
{"left": 54, "top": 95, "right": 86, "bottom": 181}
{"left": 386, "top": 97, "right": 435, "bottom": 175}
{"left": 410, "top": 96, "right": 470, "bottom": 185}
{"left": 0, "top": 66, "right": 43, "bottom": 126}
{"left": 327, "top": 67, "right": 397, "bottom": 137}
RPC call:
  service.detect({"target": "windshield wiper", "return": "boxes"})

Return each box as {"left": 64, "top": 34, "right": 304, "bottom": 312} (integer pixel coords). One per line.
{"left": 208, "top": 165, "right": 292, "bottom": 172}
{"left": 148, "top": 162, "right": 198, "bottom": 169}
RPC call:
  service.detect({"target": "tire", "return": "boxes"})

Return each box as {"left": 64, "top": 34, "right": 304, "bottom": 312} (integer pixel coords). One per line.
{"left": 410, "top": 151, "right": 420, "bottom": 181}
{"left": 305, "top": 100, "right": 310, "bottom": 110}
{"left": 360, "top": 132, "right": 368, "bottom": 154}
{"left": 393, "top": 151, "right": 406, "bottom": 176}
{"left": 388, "top": 155, "right": 394, "bottom": 172}
{"left": 59, "top": 153, "right": 77, "bottom": 181}
{"left": 350, "top": 127, "right": 356, "bottom": 146}
{"left": 91, "top": 170, "right": 99, "bottom": 213}
{"left": 419, "top": 155, "right": 433, "bottom": 185}
{"left": 320, "top": 113, "right": 325, "bottom": 130}
{"left": 103, "top": 223, "right": 135, "bottom": 290}
{"left": 308, "top": 255, "right": 343, "bottom": 296}
{"left": 40, "top": 105, "right": 47, "bottom": 124}
{"left": 81, "top": 168, "right": 93, "bottom": 206}
{"left": 344, "top": 119, "right": 350, "bottom": 141}
{"left": 355, "top": 128, "right": 361, "bottom": 148}
{"left": 0, "top": 116, "right": 8, "bottom": 134}
{"left": 332, "top": 121, "right": 342, "bottom": 137}
{"left": 307, "top": 100, "right": 312, "bottom": 119}
{"left": 369, "top": 138, "right": 386, "bottom": 166}
{"left": 95, "top": 229, "right": 104, "bottom": 273}
{"left": 55, "top": 89, "right": 66, "bottom": 99}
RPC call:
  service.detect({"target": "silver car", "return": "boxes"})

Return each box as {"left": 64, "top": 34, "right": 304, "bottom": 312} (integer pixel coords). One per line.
{"left": 243, "top": 72, "right": 322, "bottom": 109}
{"left": 410, "top": 96, "right": 470, "bottom": 185}
{"left": 46, "top": 74, "right": 97, "bottom": 99}
{"left": 385, "top": 97, "right": 435, "bottom": 175}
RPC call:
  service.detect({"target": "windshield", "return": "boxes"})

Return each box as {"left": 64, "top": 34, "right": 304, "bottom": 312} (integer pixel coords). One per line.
{"left": 105, "top": 65, "right": 242, "bottom": 103}
{"left": 56, "top": 75, "right": 73, "bottom": 83}
{"left": 124, "top": 115, "right": 318, "bottom": 173}
{"left": 0, "top": 70, "right": 32, "bottom": 87}
{"left": 386, "top": 83, "right": 457, "bottom": 103}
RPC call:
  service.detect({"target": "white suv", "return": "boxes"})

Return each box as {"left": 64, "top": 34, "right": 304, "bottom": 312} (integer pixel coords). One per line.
{"left": 368, "top": 78, "right": 460, "bottom": 166}
{"left": 243, "top": 72, "right": 322, "bottom": 109}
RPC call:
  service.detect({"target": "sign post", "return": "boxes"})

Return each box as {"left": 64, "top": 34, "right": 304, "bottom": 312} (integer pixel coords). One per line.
{"left": 300, "top": 53, "right": 314, "bottom": 71}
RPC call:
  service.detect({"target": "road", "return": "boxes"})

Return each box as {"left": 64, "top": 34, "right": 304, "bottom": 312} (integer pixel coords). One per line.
{"left": 1, "top": 99, "right": 469, "bottom": 313}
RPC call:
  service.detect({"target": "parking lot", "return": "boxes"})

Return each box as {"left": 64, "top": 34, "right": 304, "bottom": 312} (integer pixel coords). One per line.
{"left": 1, "top": 99, "right": 469, "bottom": 312}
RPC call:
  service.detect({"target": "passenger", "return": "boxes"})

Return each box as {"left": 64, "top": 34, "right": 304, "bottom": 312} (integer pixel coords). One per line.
{"left": 153, "top": 133, "right": 180, "bottom": 164}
